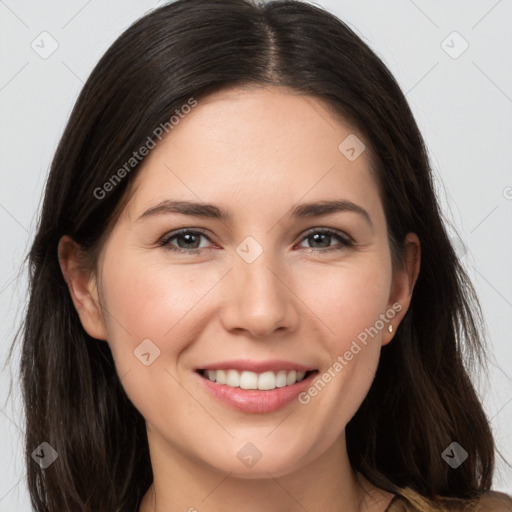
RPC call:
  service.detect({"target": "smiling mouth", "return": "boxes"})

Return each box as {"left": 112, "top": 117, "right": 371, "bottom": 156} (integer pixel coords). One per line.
{"left": 197, "top": 369, "right": 317, "bottom": 391}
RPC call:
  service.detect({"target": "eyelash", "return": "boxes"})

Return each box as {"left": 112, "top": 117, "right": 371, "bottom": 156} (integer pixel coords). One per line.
{"left": 158, "top": 228, "right": 354, "bottom": 255}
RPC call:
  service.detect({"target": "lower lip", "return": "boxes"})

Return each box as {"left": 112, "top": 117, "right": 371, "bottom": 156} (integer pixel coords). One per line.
{"left": 196, "top": 370, "right": 318, "bottom": 413}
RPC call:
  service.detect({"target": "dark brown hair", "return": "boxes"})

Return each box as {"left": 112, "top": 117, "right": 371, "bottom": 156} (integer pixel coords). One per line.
{"left": 14, "top": 0, "right": 498, "bottom": 510}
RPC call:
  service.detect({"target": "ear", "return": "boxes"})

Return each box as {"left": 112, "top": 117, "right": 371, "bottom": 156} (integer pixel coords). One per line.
{"left": 57, "top": 235, "right": 108, "bottom": 340}
{"left": 382, "top": 232, "right": 421, "bottom": 346}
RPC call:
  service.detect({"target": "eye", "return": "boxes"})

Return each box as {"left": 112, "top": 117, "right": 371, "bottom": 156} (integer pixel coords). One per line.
{"left": 297, "top": 228, "right": 353, "bottom": 253}
{"left": 159, "top": 227, "right": 353, "bottom": 255}
{"left": 159, "top": 229, "right": 213, "bottom": 254}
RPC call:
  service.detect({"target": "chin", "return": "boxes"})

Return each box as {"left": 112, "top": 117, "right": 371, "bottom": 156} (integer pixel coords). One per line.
{"left": 199, "top": 444, "right": 311, "bottom": 479}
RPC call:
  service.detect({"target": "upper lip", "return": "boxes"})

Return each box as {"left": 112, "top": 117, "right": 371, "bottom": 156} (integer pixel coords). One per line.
{"left": 197, "top": 359, "right": 316, "bottom": 373}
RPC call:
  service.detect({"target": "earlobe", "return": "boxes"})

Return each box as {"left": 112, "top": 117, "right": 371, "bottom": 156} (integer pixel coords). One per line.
{"left": 383, "top": 233, "right": 421, "bottom": 345}
{"left": 57, "top": 235, "right": 108, "bottom": 340}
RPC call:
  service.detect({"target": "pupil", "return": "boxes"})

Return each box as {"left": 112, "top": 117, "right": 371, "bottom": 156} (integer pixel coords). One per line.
{"left": 180, "top": 234, "right": 198, "bottom": 248}
{"left": 311, "top": 233, "right": 329, "bottom": 248}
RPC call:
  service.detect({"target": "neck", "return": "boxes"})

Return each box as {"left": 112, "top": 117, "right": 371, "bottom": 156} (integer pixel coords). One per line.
{"left": 139, "top": 432, "right": 393, "bottom": 512}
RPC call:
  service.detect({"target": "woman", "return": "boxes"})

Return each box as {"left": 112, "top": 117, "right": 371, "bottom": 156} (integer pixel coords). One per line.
{"left": 17, "top": 0, "right": 512, "bottom": 510}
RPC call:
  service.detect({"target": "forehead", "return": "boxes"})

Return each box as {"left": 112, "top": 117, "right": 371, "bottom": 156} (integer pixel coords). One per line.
{"left": 122, "top": 85, "right": 382, "bottom": 224}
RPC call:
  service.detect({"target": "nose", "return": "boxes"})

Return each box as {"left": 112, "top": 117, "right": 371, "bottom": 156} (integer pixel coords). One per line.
{"left": 218, "top": 249, "right": 299, "bottom": 339}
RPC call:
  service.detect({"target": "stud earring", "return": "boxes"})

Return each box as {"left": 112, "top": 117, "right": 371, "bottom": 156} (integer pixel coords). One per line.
{"left": 388, "top": 324, "right": 393, "bottom": 333}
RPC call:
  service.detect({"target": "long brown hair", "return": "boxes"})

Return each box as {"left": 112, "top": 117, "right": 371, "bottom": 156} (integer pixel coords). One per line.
{"left": 13, "top": 0, "right": 497, "bottom": 510}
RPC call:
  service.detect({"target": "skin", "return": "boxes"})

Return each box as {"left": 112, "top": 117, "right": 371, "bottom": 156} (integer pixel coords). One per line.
{"left": 59, "top": 85, "right": 420, "bottom": 512}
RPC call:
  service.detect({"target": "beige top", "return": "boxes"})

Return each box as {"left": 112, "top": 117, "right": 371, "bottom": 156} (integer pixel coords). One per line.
{"left": 385, "top": 487, "right": 512, "bottom": 511}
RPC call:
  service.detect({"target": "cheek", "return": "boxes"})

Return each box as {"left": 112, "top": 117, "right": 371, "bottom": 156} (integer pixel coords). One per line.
{"left": 97, "top": 251, "right": 230, "bottom": 408}
{"left": 294, "top": 255, "right": 392, "bottom": 343}
{"left": 100, "top": 254, "right": 217, "bottom": 345}
{"left": 296, "top": 256, "right": 391, "bottom": 400}
{"left": 286, "top": 259, "right": 392, "bottom": 452}
{"left": 97, "top": 255, "right": 213, "bottom": 421}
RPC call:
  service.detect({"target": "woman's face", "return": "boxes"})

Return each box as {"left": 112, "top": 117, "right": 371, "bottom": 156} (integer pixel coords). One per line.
{"left": 83, "top": 86, "right": 417, "bottom": 477}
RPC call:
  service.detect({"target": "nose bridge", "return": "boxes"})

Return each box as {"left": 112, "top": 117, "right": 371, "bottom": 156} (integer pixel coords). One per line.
{"left": 220, "top": 237, "right": 297, "bottom": 337}
{"left": 238, "top": 249, "right": 281, "bottom": 301}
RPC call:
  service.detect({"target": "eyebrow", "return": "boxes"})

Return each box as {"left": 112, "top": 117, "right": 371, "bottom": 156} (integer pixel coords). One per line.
{"left": 137, "top": 199, "right": 373, "bottom": 228}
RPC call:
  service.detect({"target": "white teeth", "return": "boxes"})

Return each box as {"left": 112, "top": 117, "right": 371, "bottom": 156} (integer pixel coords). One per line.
{"left": 226, "top": 369, "right": 239, "bottom": 387}
{"left": 240, "top": 371, "right": 258, "bottom": 389}
{"left": 258, "top": 371, "right": 275, "bottom": 390}
{"left": 286, "top": 370, "right": 297, "bottom": 386}
{"left": 216, "top": 369, "right": 226, "bottom": 385}
{"left": 276, "top": 370, "right": 288, "bottom": 388}
{"left": 202, "top": 369, "right": 309, "bottom": 390}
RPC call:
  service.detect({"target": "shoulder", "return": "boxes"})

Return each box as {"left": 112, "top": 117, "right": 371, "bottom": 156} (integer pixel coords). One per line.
{"left": 386, "top": 487, "right": 512, "bottom": 512}
{"left": 473, "top": 490, "right": 512, "bottom": 511}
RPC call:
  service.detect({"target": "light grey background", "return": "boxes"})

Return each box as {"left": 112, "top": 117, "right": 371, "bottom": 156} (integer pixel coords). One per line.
{"left": 1, "top": 0, "right": 511, "bottom": 509}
